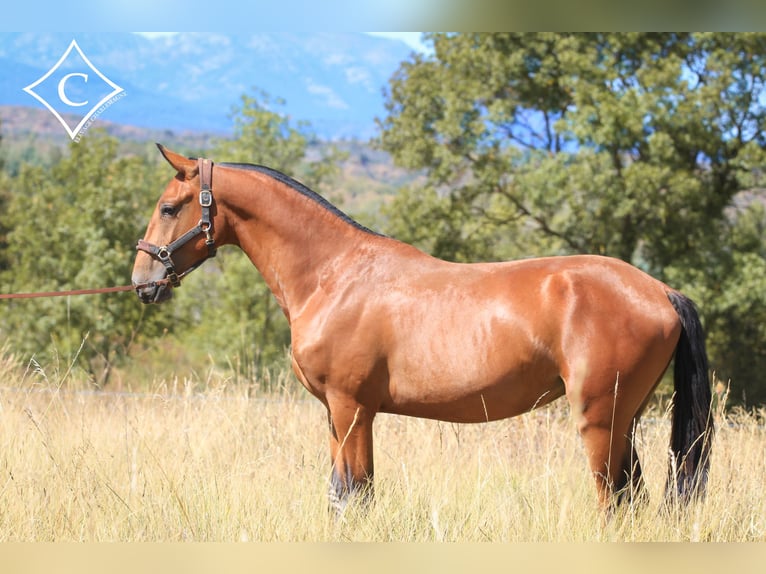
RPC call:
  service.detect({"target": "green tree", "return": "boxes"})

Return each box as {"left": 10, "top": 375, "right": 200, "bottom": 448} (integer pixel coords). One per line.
{"left": 170, "top": 90, "right": 346, "bottom": 377}
{"left": 665, "top": 201, "right": 766, "bottom": 404}
{"left": 0, "top": 131, "right": 173, "bottom": 384}
{"left": 378, "top": 33, "right": 766, "bottom": 404}
{"left": 0, "top": 118, "right": 10, "bottom": 273}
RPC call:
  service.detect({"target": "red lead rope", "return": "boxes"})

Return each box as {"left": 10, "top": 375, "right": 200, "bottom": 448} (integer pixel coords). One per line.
{"left": 0, "top": 284, "right": 136, "bottom": 299}
{"left": 0, "top": 280, "right": 170, "bottom": 300}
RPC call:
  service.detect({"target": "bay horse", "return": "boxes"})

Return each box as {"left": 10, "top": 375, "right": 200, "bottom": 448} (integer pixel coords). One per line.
{"left": 132, "top": 145, "right": 714, "bottom": 513}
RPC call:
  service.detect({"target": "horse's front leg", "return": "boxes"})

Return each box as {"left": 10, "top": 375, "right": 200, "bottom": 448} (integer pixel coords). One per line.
{"left": 326, "top": 398, "right": 376, "bottom": 515}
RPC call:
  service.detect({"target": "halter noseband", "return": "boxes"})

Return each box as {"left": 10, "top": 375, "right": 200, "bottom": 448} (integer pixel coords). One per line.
{"left": 136, "top": 157, "right": 216, "bottom": 287}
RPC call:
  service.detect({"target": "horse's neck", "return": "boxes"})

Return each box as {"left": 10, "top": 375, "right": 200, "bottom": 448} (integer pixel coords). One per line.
{"left": 221, "top": 168, "right": 368, "bottom": 320}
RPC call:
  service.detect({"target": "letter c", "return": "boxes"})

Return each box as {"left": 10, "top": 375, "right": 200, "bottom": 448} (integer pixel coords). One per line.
{"left": 58, "top": 73, "right": 89, "bottom": 107}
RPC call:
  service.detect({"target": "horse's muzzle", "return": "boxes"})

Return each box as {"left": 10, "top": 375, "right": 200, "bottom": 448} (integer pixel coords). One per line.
{"left": 134, "top": 281, "right": 174, "bottom": 304}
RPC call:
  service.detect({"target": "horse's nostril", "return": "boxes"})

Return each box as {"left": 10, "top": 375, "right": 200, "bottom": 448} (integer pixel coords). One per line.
{"left": 135, "top": 285, "right": 157, "bottom": 304}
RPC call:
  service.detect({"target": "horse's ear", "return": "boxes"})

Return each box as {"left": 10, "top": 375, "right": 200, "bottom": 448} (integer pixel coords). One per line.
{"left": 156, "top": 143, "right": 198, "bottom": 179}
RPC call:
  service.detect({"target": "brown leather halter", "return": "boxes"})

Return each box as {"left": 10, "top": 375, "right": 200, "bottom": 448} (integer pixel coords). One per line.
{"left": 135, "top": 157, "right": 216, "bottom": 287}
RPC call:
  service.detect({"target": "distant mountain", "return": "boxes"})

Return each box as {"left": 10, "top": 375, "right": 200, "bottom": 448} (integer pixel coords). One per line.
{"left": 0, "top": 32, "right": 416, "bottom": 140}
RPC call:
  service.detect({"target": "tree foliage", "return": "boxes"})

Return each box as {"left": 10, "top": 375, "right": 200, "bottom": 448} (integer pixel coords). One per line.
{"left": 0, "top": 131, "right": 173, "bottom": 383}
{"left": 0, "top": 118, "right": 10, "bottom": 273}
{"left": 378, "top": 33, "right": 766, "bottom": 404}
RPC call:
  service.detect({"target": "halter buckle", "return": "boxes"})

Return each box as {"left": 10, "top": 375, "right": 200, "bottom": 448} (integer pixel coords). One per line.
{"left": 166, "top": 270, "right": 181, "bottom": 287}
{"left": 157, "top": 246, "right": 171, "bottom": 261}
{"left": 200, "top": 189, "right": 213, "bottom": 207}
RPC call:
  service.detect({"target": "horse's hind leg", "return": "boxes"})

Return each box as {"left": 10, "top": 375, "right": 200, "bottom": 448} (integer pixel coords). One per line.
{"left": 615, "top": 421, "right": 647, "bottom": 506}
{"left": 325, "top": 398, "right": 375, "bottom": 515}
{"left": 578, "top": 423, "right": 626, "bottom": 507}
{"left": 571, "top": 389, "right": 647, "bottom": 510}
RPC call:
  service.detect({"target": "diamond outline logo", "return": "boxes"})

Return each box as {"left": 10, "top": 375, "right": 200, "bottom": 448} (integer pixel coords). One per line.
{"left": 23, "top": 39, "right": 125, "bottom": 141}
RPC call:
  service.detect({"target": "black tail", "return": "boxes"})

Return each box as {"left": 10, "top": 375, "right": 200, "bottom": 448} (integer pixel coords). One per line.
{"left": 666, "top": 291, "right": 714, "bottom": 504}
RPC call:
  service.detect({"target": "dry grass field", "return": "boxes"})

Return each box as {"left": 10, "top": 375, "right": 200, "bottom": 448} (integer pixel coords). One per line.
{"left": 0, "top": 348, "right": 764, "bottom": 542}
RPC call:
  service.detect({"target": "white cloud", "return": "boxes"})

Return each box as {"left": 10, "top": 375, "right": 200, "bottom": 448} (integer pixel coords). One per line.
{"left": 345, "top": 66, "right": 374, "bottom": 91}
{"left": 306, "top": 79, "right": 349, "bottom": 110}
{"left": 365, "top": 32, "right": 431, "bottom": 54}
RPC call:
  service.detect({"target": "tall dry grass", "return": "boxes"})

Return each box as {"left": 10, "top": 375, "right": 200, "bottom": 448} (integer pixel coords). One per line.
{"left": 0, "top": 349, "right": 764, "bottom": 541}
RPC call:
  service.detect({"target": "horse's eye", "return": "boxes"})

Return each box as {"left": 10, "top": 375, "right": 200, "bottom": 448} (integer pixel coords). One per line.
{"left": 160, "top": 204, "right": 177, "bottom": 218}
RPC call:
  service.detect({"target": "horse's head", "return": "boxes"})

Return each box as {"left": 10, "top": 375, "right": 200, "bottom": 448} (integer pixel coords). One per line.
{"left": 132, "top": 144, "right": 217, "bottom": 304}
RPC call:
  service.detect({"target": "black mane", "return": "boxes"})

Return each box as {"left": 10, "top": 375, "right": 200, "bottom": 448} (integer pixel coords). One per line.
{"left": 220, "top": 162, "right": 381, "bottom": 236}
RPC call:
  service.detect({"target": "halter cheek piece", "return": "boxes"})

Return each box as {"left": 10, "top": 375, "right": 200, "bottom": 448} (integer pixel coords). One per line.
{"left": 136, "top": 158, "right": 216, "bottom": 287}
